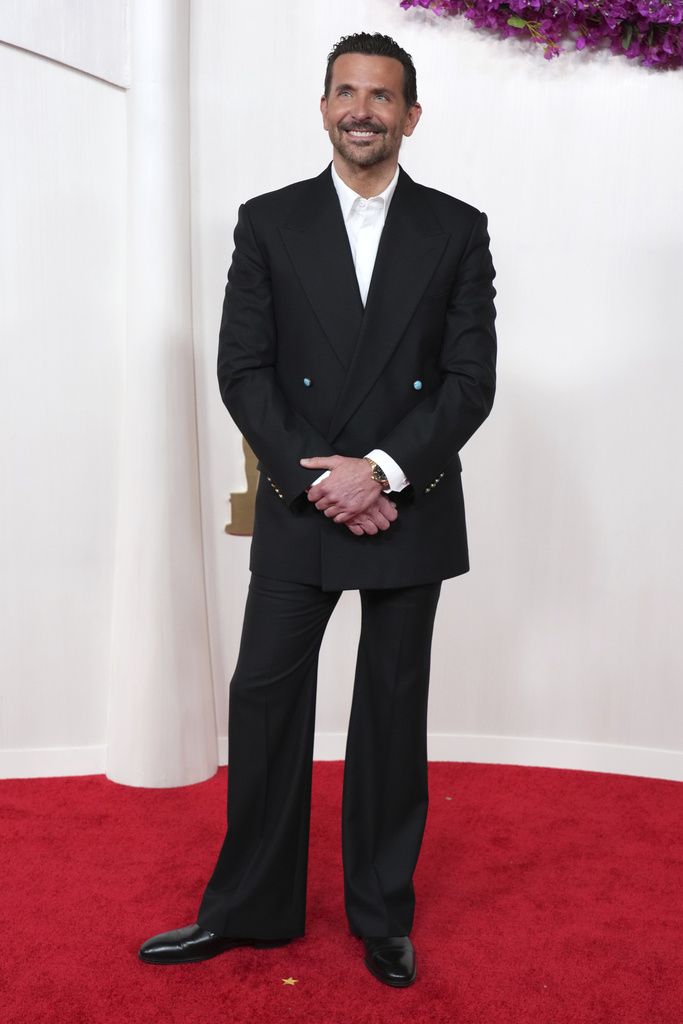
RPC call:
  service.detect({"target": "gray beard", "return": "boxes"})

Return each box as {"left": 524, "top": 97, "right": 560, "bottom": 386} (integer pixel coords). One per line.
{"left": 330, "top": 128, "right": 396, "bottom": 168}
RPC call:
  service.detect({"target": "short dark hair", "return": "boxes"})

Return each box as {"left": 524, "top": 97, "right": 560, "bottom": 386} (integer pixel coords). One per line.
{"left": 324, "top": 32, "right": 418, "bottom": 109}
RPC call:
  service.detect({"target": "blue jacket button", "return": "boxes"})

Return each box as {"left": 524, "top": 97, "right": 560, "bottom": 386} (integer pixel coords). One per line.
{"left": 413, "top": 380, "right": 423, "bottom": 391}
{"left": 303, "top": 377, "right": 312, "bottom": 387}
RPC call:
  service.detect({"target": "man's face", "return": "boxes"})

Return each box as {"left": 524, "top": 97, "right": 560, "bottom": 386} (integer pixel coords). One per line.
{"left": 321, "top": 53, "right": 421, "bottom": 170}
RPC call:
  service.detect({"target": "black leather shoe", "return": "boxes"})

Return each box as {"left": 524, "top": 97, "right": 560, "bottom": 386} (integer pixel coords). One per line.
{"left": 138, "top": 923, "right": 288, "bottom": 964}
{"left": 362, "top": 936, "right": 416, "bottom": 987}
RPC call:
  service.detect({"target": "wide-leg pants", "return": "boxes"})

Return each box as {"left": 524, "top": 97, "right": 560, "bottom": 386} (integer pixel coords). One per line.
{"left": 196, "top": 572, "right": 442, "bottom": 940}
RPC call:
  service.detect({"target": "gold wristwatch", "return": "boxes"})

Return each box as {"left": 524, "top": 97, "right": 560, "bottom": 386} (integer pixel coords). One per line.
{"left": 364, "top": 457, "right": 390, "bottom": 490}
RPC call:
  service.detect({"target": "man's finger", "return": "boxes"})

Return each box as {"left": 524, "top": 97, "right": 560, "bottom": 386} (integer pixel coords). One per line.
{"left": 349, "top": 514, "right": 378, "bottom": 535}
{"left": 376, "top": 497, "right": 398, "bottom": 522}
{"left": 300, "top": 456, "right": 338, "bottom": 469}
{"left": 346, "top": 523, "right": 364, "bottom": 536}
{"left": 364, "top": 507, "right": 391, "bottom": 531}
{"left": 308, "top": 482, "right": 337, "bottom": 502}
{"left": 371, "top": 511, "right": 391, "bottom": 531}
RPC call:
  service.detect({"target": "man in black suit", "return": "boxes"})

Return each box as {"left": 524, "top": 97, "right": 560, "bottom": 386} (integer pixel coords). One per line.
{"left": 140, "top": 31, "right": 496, "bottom": 987}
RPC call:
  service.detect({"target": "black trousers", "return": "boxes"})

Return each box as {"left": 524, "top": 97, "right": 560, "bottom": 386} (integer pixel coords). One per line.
{"left": 196, "top": 572, "right": 442, "bottom": 940}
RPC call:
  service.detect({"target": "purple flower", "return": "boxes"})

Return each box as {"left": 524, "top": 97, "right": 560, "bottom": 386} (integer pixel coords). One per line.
{"left": 399, "top": 0, "right": 683, "bottom": 67}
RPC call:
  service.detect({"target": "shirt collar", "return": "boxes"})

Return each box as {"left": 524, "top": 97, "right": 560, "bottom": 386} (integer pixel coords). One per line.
{"left": 330, "top": 162, "right": 400, "bottom": 223}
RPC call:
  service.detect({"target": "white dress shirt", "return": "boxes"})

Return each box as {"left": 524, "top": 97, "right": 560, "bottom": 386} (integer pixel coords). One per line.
{"left": 311, "top": 164, "right": 409, "bottom": 495}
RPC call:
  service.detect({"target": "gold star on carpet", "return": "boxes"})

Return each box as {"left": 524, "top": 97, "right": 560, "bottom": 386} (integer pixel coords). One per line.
{"left": 282, "top": 977, "right": 298, "bottom": 986}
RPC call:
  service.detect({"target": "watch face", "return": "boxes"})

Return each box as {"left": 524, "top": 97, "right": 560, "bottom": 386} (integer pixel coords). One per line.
{"left": 366, "top": 458, "right": 387, "bottom": 486}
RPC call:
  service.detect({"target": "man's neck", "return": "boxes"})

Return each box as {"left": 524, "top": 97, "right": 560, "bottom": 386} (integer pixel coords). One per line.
{"left": 332, "top": 153, "right": 399, "bottom": 199}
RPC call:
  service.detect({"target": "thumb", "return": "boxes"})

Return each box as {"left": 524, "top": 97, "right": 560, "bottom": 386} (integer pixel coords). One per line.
{"left": 300, "top": 456, "right": 332, "bottom": 467}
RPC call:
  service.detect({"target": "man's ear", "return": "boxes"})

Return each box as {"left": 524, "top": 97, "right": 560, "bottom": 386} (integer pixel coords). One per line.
{"left": 320, "top": 95, "right": 329, "bottom": 130}
{"left": 403, "top": 102, "right": 422, "bottom": 138}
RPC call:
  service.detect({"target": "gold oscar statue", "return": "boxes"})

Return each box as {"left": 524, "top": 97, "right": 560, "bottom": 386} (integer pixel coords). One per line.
{"left": 225, "top": 437, "right": 258, "bottom": 536}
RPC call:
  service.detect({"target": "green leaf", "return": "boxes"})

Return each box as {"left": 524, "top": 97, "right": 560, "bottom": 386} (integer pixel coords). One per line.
{"left": 507, "top": 15, "right": 527, "bottom": 28}
{"left": 621, "top": 22, "right": 633, "bottom": 50}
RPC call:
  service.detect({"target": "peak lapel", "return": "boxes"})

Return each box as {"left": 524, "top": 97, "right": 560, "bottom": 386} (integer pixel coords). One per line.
{"left": 279, "top": 166, "right": 363, "bottom": 369}
{"left": 327, "top": 168, "right": 448, "bottom": 443}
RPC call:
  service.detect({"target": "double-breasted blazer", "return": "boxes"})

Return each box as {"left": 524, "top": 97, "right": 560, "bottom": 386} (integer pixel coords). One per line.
{"left": 217, "top": 164, "right": 497, "bottom": 591}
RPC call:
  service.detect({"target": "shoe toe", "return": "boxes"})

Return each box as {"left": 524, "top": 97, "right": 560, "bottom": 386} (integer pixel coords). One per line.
{"left": 363, "top": 936, "right": 416, "bottom": 987}
{"left": 139, "top": 924, "right": 215, "bottom": 963}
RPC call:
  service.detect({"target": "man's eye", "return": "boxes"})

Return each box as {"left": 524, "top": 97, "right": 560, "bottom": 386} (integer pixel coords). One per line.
{"left": 339, "top": 89, "right": 352, "bottom": 97}
{"left": 375, "top": 94, "right": 388, "bottom": 101}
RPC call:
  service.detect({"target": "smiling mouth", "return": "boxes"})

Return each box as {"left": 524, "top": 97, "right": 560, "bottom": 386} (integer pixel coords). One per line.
{"left": 343, "top": 127, "right": 383, "bottom": 140}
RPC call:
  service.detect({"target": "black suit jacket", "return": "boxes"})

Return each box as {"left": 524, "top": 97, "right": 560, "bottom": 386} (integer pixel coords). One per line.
{"left": 217, "top": 164, "right": 497, "bottom": 591}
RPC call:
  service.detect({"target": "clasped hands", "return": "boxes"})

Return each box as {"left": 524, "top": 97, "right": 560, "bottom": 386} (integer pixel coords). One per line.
{"left": 300, "top": 455, "right": 398, "bottom": 537}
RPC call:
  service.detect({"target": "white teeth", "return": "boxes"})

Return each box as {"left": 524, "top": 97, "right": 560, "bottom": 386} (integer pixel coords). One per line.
{"left": 348, "top": 130, "right": 375, "bottom": 137}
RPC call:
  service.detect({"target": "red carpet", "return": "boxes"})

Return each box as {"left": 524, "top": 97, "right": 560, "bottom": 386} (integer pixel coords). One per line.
{"left": 1, "top": 762, "right": 681, "bottom": 1024}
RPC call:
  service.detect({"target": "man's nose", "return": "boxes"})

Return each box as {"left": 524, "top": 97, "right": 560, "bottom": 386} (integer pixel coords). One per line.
{"left": 350, "top": 94, "right": 372, "bottom": 120}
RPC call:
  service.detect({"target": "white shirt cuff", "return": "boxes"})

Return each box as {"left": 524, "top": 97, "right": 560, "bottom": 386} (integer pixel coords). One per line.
{"left": 364, "top": 449, "right": 409, "bottom": 493}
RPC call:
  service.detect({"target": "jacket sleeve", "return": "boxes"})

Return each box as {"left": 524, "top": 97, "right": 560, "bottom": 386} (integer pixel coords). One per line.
{"left": 375, "top": 210, "right": 497, "bottom": 497}
{"left": 217, "top": 202, "right": 335, "bottom": 507}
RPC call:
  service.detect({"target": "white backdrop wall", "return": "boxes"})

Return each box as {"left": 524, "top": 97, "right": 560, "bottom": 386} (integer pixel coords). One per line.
{"left": 0, "top": 36, "right": 126, "bottom": 775}
{"left": 1, "top": 0, "right": 682, "bottom": 782}
{"left": 191, "top": 0, "right": 683, "bottom": 780}
{"left": 0, "top": 0, "right": 130, "bottom": 86}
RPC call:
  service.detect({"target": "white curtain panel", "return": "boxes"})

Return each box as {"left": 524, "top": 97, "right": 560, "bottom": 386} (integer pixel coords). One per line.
{"left": 105, "top": 0, "right": 216, "bottom": 787}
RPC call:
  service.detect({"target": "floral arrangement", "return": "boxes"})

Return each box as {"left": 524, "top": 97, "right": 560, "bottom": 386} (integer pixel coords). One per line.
{"left": 399, "top": 0, "right": 683, "bottom": 68}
